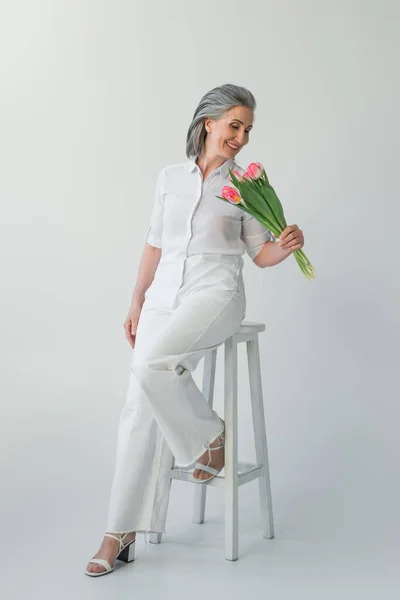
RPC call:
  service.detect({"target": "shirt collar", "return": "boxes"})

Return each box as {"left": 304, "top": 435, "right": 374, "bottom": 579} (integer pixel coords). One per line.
{"left": 188, "top": 156, "right": 236, "bottom": 179}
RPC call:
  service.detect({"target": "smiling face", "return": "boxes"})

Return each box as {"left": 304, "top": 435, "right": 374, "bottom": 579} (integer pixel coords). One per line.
{"left": 204, "top": 106, "right": 254, "bottom": 160}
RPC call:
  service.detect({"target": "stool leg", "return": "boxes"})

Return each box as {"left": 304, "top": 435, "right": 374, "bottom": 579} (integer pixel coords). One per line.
{"left": 224, "top": 337, "right": 239, "bottom": 561}
{"left": 247, "top": 335, "right": 275, "bottom": 539}
{"left": 192, "top": 349, "right": 217, "bottom": 524}
{"left": 149, "top": 454, "right": 175, "bottom": 544}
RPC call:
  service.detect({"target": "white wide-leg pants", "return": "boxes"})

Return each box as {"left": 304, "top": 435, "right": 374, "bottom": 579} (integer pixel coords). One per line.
{"left": 105, "top": 266, "right": 246, "bottom": 534}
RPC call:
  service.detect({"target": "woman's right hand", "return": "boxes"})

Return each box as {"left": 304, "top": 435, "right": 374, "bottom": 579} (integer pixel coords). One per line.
{"left": 123, "top": 302, "right": 143, "bottom": 349}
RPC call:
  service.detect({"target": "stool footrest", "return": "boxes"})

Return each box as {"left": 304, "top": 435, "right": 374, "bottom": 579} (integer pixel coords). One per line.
{"left": 171, "top": 462, "right": 264, "bottom": 488}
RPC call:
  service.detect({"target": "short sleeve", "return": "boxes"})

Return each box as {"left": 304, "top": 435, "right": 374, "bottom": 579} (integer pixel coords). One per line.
{"left": 145, "top": 168, "right": 165, "bottom": 248}
{"left": 240, "top": 212, "right": 273, "bottom": 260}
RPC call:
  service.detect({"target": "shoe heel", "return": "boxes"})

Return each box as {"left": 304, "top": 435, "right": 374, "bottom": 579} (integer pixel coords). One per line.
{"left": 117, "top": 539, "right": 135, "bottom": 563}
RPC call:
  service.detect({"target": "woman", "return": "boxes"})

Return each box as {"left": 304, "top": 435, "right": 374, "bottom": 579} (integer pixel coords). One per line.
{"left": 85, "top": 83, "right": 304, "bottom": 576}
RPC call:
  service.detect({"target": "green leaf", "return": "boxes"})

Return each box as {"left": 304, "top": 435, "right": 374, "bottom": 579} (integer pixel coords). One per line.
{"left": 261, "top": 183, "right": 287, "bottom": 228}
{"left": 216, "top": 195, "right": 281, "bottom": 238}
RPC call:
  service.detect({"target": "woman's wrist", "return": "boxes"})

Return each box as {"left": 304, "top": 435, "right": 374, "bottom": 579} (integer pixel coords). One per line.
{"left": 131, "top": 291, "right": 145, "bottom": 307}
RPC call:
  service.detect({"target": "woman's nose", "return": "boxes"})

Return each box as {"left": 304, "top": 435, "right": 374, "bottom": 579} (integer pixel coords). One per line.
{"left": 236, "top": 131, "right": 247, "bottom": 145}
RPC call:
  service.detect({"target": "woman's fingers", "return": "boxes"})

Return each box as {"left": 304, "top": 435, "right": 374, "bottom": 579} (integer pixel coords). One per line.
{"left": 279, "top": 233, "right": 295, "bottom": 248}
{"left": 124, "top": 317, "right": 135, "bottom": 348}
{"left": 285, "top": 243, "right": 301, "bottom": 251}
{"left": 131, "top": 316, "right": 138, "bottom": 336}
{"left": 279, "top": 226, "right": 304, "bottom": 250}
{"left": 124, "top": 306, "right": 142, "bottom": 349}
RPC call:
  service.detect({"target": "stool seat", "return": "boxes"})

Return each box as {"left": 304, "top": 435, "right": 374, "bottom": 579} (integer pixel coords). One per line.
{"left": 237, "top": 320, "right": 266, "bottom": 334}
{"left": 150, "top": 319, "right": 274, "bottom": 561}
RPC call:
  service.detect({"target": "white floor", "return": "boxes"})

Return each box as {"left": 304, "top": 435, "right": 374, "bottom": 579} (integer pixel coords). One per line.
{"left": 2, "top": 474, "right": 398, "bottom": 600}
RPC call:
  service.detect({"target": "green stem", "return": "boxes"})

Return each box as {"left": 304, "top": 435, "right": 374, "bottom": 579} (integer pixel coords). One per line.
{"left": 257, "top": 187, "right": 286, "bottom": 232}
{"left": 293, "top": 249, "right": 317, "bottom": 280}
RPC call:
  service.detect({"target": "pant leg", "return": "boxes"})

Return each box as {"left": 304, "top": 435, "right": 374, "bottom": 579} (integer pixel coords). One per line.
{"left": 106, "top": 305, "right": 175, "bottom": 534}
{"left": 106, "top": 281, "right": 245, "bottom": 533}
{"left": 131, "top": 284, "right": 245, "bottom": 468}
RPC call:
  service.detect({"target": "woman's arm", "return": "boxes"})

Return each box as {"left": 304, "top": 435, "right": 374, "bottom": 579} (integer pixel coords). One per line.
{"left": 129, "top": 243, "right": 162, "bottom": 307}
{"left": 253, "top": 240, "right": 292, "bottom": 267}
{"left": 253, "top": 225, "right": 304, "bottom": 268}
{"left": 128, "top": 166, "right": 165, "bottom": 305}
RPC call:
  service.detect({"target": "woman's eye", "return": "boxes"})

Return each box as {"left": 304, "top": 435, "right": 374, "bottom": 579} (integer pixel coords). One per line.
{"left": 231, "top": 125, "right": 251, "bottom": 134}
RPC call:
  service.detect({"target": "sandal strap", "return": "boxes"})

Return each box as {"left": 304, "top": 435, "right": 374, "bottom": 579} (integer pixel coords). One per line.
{"left": 88, "top": 558, "right": 112, "bottom": 571}
{"left": 208, "top": 444, "right": 224, "bottom": 450}
{"left": 104, "top": 533, "right": 121, "bottom": 542}
{"left": 193, "top": 421, "right": 225, "bottom": 479}
{"left": 104, "top": 532, "right": 132, "bottom": 553}
{"left": 194, "top": 462, "right": 220, "bottom": 476}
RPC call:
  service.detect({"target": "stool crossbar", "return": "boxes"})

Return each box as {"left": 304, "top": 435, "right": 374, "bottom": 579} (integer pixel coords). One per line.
{"left": 149, "top": 320, "right": 274, "bottom": 560}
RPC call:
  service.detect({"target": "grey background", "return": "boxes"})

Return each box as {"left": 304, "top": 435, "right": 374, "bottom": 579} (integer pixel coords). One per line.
{"left": 1, "top": 1, "right": 399, "bottom": 598}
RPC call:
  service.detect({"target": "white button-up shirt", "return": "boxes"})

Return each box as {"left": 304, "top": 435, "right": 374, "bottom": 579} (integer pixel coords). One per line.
{"left": 144, "top": 156, "right": 273, "bottom": 308}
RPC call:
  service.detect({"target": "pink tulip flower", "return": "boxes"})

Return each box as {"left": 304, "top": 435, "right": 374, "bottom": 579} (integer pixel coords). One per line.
{"left": 229, "top": 169, "right": 244, "bottom": 183}
{"left": 245, "top": 162, "right": 264, "bottom": 180}
{"left": 221, "top": 185, "right": 242, "bottom": 204}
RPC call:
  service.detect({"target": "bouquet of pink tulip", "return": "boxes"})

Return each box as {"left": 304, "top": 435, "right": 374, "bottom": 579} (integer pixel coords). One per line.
{"left": 216, "top": 162, "right": 316, "bottom": 281}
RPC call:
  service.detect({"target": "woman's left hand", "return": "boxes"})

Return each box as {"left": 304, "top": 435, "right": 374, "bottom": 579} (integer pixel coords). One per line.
{"left": 278, "top": 225, "right": 304, "bottom": 251}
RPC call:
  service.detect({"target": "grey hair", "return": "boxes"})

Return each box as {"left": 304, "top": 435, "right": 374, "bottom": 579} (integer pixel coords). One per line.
{"left": 186, "top": 83, "right": 256, "bottom": 159}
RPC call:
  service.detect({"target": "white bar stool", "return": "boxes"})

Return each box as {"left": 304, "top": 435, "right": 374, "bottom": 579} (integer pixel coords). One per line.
{"left": 150, "top": 320, "right": 275, "bottom": 561}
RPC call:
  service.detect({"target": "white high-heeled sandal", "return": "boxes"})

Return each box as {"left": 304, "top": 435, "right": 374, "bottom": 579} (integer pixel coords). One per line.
{"left": 85, "top": 532, "right": 136, "bottom": 577}
{"left": 190, "top": 421, "right": 225, "bottom": 483}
